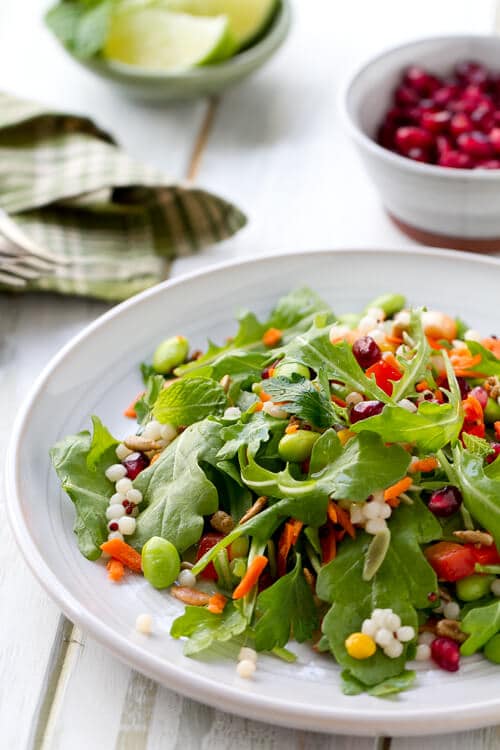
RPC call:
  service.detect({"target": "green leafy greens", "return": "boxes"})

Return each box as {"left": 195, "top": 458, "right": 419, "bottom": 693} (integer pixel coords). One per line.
{"left": 153, "top": 377, "right": 227, "bottom": 426}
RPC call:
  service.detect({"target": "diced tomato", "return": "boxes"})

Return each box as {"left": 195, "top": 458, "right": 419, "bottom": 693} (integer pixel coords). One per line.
{"left": 466, "top": 543, "right": 500, "bottom": 566}
{"left": 365, "top": 358, "right": 402, "bottom": 396}
{"left": 195, "top": 532, "right": 224, "bottom": 581}
{"left": 425, "top": 541, "right": 476, "bottom": 581}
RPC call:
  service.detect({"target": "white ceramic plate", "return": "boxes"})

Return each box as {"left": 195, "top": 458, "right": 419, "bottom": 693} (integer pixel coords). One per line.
{"left": 7, "top": 248, "right": 500, "bottom": 737}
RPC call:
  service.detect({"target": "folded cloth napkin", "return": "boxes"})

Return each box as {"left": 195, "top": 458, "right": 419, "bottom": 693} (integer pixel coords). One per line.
{"left": 0, "top": 91, "right": 246, "bottom": 301}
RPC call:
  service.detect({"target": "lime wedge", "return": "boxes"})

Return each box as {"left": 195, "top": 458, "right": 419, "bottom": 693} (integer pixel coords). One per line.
{"left": 160, "top": 0, "right": 278, "bottom": 49}
{"left": 104, "top": 8, "right": 234, "bottom": 70}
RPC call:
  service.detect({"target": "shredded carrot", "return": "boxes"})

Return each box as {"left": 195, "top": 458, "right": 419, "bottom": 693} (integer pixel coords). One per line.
{"left": 482, "top": 338, "right": 500, "bottom": 359}
{"left": 233, "top": 555, "right": 268, "bottom": 599}
{"left": 333, "top": 502, "right": 356, "bottom": 539}
{"left": 259, "top": 390, "right": 272, "bottom": 402}
{"left": 207, "top": 593, "right": 228, "bottom": 614}
{"left": 434, "top": 389, "right": 444, "bottom": 404}
{"left": 107, "top": 559, "right": 125, "bottom": 582}
{"left": 386, "top": 334, "right": 403, "bottom": 345}
{"left": 327, "top": 502, "right": 337, "bottom": 524}
{"left": 450, "top": 351, "right": 483, "bottom": 379}
{"left": 268, "top": 367, "right": 276, "bottom": 377}
{"left": 331, "top": 395, "right": 347, "bottom": 407}
{"left": 416, "top": 381, "right": 430, "bottom": 393}
{"left": 150, "top": 453, "right": 161, "bottom": 465}
{"left": 277, "top": 519, "right": 304, "bottom": 576}
{"left": 100, "top": 539, "right": 142, "bottom": 572}
{"left": 320, "top": 525, "right": 337, "bottom": 563}
{"left": 253, "top": 401, "right": 263, "bottom": 412}
{"left": 337, "top": 429, "right": 355, "bottom": 446}
{"left": 427, "top": 337, "right": 445, "bottom": 351}
{"left": 171, "top": 586, "right": 211, "bottom": 606}
{"left": 382, "top": 351, "right": 402, "bottom": 372}
{"left": 384, "top": 476, "right": 412, "bottom": 501}
{"left": 410, "top": 457, "right": 439, "bottom": 473}
{"left": 124, "top": 391, "right": 144, "bottom": 419}
{"left": 262, "top": 328, "right": 283, "bottom": 347}
{"left": 285, "top": 423, "right": 299, "bottom": 434}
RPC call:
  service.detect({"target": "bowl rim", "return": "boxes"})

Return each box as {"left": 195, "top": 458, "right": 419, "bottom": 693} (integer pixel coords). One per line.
{"left": 7, "top": 245, "right": 500, "bottom": 737}
{"left": 341, "top": 33, "right": 500, "bottom": 181}
{"left": 74, "top": 0, "right": 291, "bottom": 81}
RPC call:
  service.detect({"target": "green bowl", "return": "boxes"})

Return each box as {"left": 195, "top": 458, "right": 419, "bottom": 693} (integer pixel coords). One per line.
{"left": 69, "top": 0, "right": 291, "bottom": 102}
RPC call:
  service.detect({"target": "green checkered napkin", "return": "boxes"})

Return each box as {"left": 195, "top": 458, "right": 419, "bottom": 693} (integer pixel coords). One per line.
{"left": 0, "top": 91, "right": 246, "bottom": 301}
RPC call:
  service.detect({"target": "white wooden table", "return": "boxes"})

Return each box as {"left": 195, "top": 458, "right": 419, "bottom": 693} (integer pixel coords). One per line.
{"left": 2, "top": 2, "right": 500, "bottom": 748}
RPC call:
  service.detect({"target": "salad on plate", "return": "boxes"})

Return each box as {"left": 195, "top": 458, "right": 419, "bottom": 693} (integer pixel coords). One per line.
{"left": 50, "top": 287, "right": 500, "bottom": 696}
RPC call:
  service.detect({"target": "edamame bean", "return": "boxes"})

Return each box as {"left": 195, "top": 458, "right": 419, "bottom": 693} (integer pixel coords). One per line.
{"left": 274, "top": 361, "right": 311, "bottom": 380}
{"left": 278, "top": 430, "right": 320, "bottom": 463}
{"left": 484, "top": 397, "right": 500, "bottom": 424}
{"left": 456, "top": 574, "right": 495, "bottom": 602}
{"left": 141, "top": 536, "right": 180, "bottom": 589}
{"left": 484, "top": 633, "right": 500, "bottom": 664}
{"left": 152, "top": 335, "right": 189, "bottom": 374}
{"left": 365, "top": 293, "right": 406, "bottom": 318}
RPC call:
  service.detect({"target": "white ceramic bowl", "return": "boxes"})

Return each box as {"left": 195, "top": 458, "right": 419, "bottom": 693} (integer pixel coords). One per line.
{"left": 6, "top": 248, "right": 500, "bottom": 736}
{"left": 343, "top": 35, "right": 500, "bottom": 251}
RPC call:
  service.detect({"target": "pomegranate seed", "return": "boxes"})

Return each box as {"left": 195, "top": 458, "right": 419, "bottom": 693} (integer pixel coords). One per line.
{"left": 431, "top": 637, "right": 460, "bottom": 672}
{"left": 433, "top": 85, "right": 458, "bottom": 105}
{"left": 489, "top": 127, "right": 500, "bottom": 152}
{"left": 404, "top": 66, "right": 439, "bottom": 95}
{"left": 457, "top": 131, "right": 493, "bottom": 158}
{"left": 479, "top": 159, "right": 500, "bottom": 168}
{"left": 352, "top": 336, "right": 382, "bottom": 369}
{"left": 395, "top": 126, "right": 433, "bottom": 153}
{"left": 122, "top": 499, "right": 130, "bottom": 508}
{"left": 421, "top": 110, "right": 451, "bottom": 133}
{"left": 456, "top": 377, "right": 471, "bottom": 399}
{"left": 470, "top": 386, "right": 488, "bottom": 409}
{"left": 486, "top": 442, "right": 500, "bottom": 464}
{"left": 438, "top": 150, "right": 473, "bottom": 169}
{"left": 350, "top": 400, "right": 385, "bottom": 424}
{"left": 395, "top": 85, "right": 419, "bottom": 107}
{"left": 122, "top": 451, "right": 149, "bottom": 479}
{"left": 108, "top": 522, "right": 119, "bottom": 531}
{"left": 126, "top": 506, "right": 134, "bottom": 515}
{"left": 428, "top": 486, "right": 462, "bottom": 517}
{"left": 450, "top": 113, "right": 473, "bottom": 136}
{"left": 455, "top": 61, "right": 488, "bottom": 86}
{"left": 436, "top": 135, "right": 453, "bottom": 155}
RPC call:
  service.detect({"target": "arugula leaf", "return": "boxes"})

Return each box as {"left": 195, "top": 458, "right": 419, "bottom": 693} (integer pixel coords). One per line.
{"left": 131, "top": 419, "right": 223, "bottom": 552}
{"left": 279, "top": 330, "right": 391, "bottom": 402}
{"left": 170, "top": 602, "right": 248, "bottom": 656}
{"left": 263, "top": 375, "right": 336, "bottom": 428}
{"left": 317, "top": 498, "right": 439, "bottom": 689}
{"left": 460, "top": 600, "right": 500, "bottom": 656}
{"left": 217, "top": 411, "right": 274, "bottom": 461}
{"left": 467, "top": 341, "right": 500, "bottom": 376}
{"left": 309, "top": 429, "right": 342, "bottom": 473}
{"left": 241, "top": 431, "right": 410, "bottom": 504}
{"left": 50, "top": 416, "right": 118, "bottom": 560}
{"left": 174, "top": 287, "right": 333, "bottom": 378}
{"left": 134, "top": 374, "right": 165, "bottom": 425}
{"left": 182, "top": 350, "right": 268, "bottom": 402}
{"left": 254, "top": 555, "right": 319, "bottom": 651}
{"left": 440, "top": 445, "right": 500, "bottom": 549}
{"left": 351, "top": 354, "right": 463, "bottom": 452}
{"left": 152, "top": 377, "right": 227, "bottom": 427}
{"left": 391, "top": 310, "right": 430, "bottom": 401}
{"left": 463, "top": 433, "right": 494, "bottom": 460}
{"left": 140, "top": 362, "right": 157, "bottom": 384}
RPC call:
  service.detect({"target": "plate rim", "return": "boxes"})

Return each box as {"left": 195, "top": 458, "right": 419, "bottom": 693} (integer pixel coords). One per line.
{"left": 7, "top": 245, "right": 500, "bottom": 737}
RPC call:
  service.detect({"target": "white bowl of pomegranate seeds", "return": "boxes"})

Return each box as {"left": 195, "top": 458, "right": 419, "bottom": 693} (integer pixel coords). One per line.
{"left": 344, "top": 35, "right": 500, "bottom": 252}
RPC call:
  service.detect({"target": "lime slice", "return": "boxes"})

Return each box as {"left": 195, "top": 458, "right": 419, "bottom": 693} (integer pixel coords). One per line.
{"left": 104, "top": 8, "right": 234, "bottom": 70}
{"left": 160, "top": 0, "right": 278, "bottom": 49}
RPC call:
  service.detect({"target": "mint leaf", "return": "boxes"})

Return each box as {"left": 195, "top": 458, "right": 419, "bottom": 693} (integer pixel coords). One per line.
{"left": 153, "top": 377, "right": 227, "bottom": 426}
{"left": 50, "top": 416, "right": 117, "bottom": 559}
{"left": 263, "top": 375, "right": 336, "bottom": 428}
{"left": 460, "top": 600, "right": 500, "bottom": 656}
{"left": 254, "top": 555, "right": 319, "bottom": 651}
{"left": 131, "top": 419, "right": 223, "bottom": 552}
{"left": 45, "top": 0, "right": 114, "bottom": 59}
{"left": 134, "top": 374, "right": 165, "bottom": 425}
{"left": 170, "top": 602, "right": 248, "bottom": 656}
